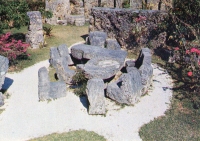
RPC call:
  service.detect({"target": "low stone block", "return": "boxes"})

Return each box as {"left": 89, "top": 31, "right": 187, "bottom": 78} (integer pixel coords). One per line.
{"left": 135, "top": 48, "right": 153, "bottom": 95}
{"left": 126, "top": 66, "right": 135, "bottom": 73}
{"left": 106, "top": 39, "right": 121, "bottom": 50}
{"left": 125, "top": 60, "right": 135, "bottom": 67}
{"left": 106, "top": 67, "right": 143, "bottom": 105}
{"left": 38, "top": 67, "right": 67, "bottom": 101}
{"left": 106, "top": 82, "right": 128, "bottom": 104}
{"left": 0, "top": 92, "right": 4, "bottom": 107}
{"left": 38, "top": 67, "right": 50, "bottom": 101}
{"left": 67, "top": 15, "right": 85, "bottom": 26}
{"left": 49, "top": 81, "right": 67, "bottom": 99}
{"left": 0, "top": 55, "right": 9, "bottom": 90}
{"left": 57, "top": 44, "right": 74, "bottom": 65}
{"left": 75, "top": 18, "right": 85, "bottom": 26}
{"left": 89, "top": 31, "right": 107, "bottom": 47}
{"left": 90, "top": 36, "right": 105, "bottom": 47}
{"left": 86, "top": 78, "right": 105, "bottom": 115}
{"left": 56, "top": 58, "right": 75, "bottom": 84}
{"left": 57, "top": 20, "right": 67, "bottom": 25}
{"left": 50, "top": 47, "right": 60, "bottom": 68}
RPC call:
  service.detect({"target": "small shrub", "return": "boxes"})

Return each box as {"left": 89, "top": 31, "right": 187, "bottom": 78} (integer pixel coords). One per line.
{"left": 169, "top": 42, "right": 200, "bottom": 108}
{"left": 43, "top": 25, "right": 53, "bottom": 36}
{"left": 0, "top": 32, "right": 30, "bottom": 65}
{"left": 122, "top": 0, "right": 130, "bottom": 8}
{"left": 71, "top": 69, "right": 88, "bottom": 96}
{"left": 0, "top": 0, "right": 29, "bottom": 31}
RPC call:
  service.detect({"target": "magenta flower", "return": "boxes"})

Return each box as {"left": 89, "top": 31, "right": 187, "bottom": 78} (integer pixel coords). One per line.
{"left": 174, "top": 47, "right": 179, "bottom": 50}
{"left": 187, "top": 71, "right": 193, "bottom": 77}
{"left": 190, "top": 48, "right": 198, "bottom": 53}
{"left": 186, "top": 50, "right": 190, "bottom": 54}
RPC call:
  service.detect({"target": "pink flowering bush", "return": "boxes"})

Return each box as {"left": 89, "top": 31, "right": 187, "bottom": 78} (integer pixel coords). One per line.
{"left": 170, "top": 42, "right": 200, "bottom": 108}
{"left": 0, "top": 32, "right": 30, "bottom": 65}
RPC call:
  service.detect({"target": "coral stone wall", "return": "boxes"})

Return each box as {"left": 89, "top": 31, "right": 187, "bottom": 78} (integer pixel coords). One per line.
{"left": 89, "top": 7, "right": 168, "bottom": 49}
{"left": 46, "top": 0, "right": 70, "bottom": 25}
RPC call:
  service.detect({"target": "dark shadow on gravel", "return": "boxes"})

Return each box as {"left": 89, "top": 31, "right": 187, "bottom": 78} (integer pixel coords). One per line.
{"left": 0, "top": 77, "right": 13, "bottom": 94}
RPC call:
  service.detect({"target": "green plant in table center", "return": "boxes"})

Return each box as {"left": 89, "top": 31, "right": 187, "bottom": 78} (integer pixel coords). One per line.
{"left": 71, "top": 69, "right": 88, "bottom": 96}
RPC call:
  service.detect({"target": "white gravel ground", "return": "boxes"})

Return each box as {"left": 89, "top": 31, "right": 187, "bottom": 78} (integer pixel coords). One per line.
{"left": 0, "top": 59, "right": 173, "bottom": 141}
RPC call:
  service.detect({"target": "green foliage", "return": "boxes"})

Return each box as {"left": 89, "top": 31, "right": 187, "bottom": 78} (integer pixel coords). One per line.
{"left": 0, "top": 0, "right": 29, "bottom": 32}
{"left": 74, "top": 82, "right": 87, "bottom": 96}
{"left": 139, "top": 98, "right": 200, "bottom": 141}
{"left": 26, "top": 0, "right": 52, "bottom": 19}
{"left": 5, "top": 25, "right": 88, "bottom": 72}
{"left": 29, "top": 130, "right": 106, "bottom": 141}
{"left": 157, "top": 0, "right": 200, "bottom": 109}
{"left": 43, "top": 25, "right": 53, "bottom": 36}
{"left": 0, "top": 0, "right": 52, "bottom": 32}
{"left": 166, "top": 0, "right": 200, "bottom": 42}
{"left": 72, "top": 69, "right": 88, "bottom": 96}
{"left": 122, "top": 0, "right": 130, "bottom": 8}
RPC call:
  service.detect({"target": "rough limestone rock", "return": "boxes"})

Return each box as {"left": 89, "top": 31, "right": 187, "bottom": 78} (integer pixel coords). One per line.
{"left": 106, "top": 39, "right": 121, "bottom": 50}
{"left": 70, "top": 0, "right": 84, "bottom": 15}
{"left": 71, "top": 44, "right": 127, "bottom": 79}
{"left": 86, "top": 78, "right": 105, "bottom": 115}
{"left": 26, "top": 11, "right": 44, "bottom": 49}
{"left": 38, "top": 67, "right": 67, "bottom": 101}
{"left": 56, "top": 58, "right": 75, "bottom": 84}
{"left": 89, "top": 31, "right": 107, "bottom": 47}
{"left": 106, "top": 67, "right": 143, "bottom": 105}
{"left": 45, "top": 0, "right": 70, "bottom": 25}
{"left": 89, "top": 7, "right": 168, "bottom": 49}
{"left": 77, "top": 57, "right": 123, "bottom": 80}
{"left": 135, "top": 48, "right": 153, "bottom": 95}
{"left": 0, "top": 55, "right": 9, "bottom": 90}
{"left": 57, "top": 44, "right": 74, "bottom": 65}
{"left": 50, "top": 47, "right": 60, "bottom": 68}
{"left": 126, "top": 66, "right": 135, "bottom": 73}
{"left": 130, "top": 0, "right": 142, "bottom": 9}
{"left": 71, "top": 44, "right": 127, "bottom": 60}
{"left": 38, "top": 67, "right": 50, "bottom": 100}
{"left": 57, "top": 20, "right": 68, "bottom": 25}
{"left": 0, "top": 92, "right": 4, "bottom": 107}
{"left": 50, "top": 44, "right": 73, "bottom": 68}
{"left": 125, "top": 60, "right": 135, "bottom": 67}
{"left": 67, "top": 15, "right": 85, "bottom": 26}
{"left": 49, "top": 81, "right": 67, "bottom": 99}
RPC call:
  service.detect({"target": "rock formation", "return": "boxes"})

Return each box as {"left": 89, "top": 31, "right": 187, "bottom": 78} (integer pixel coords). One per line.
{"left": 26, "top": 11, "right": 44, "bottom": 49}
{"left": 86, "top": 78, "right": 105, "bottom": 115}
{"left": 38, "top": 67, "right": 67, "bottom": 101}
{"left": 0, "top": 55, "right": 9, "bottom": 90}
{"left": 89, "top": 7, "right": 168, "bottom": 49}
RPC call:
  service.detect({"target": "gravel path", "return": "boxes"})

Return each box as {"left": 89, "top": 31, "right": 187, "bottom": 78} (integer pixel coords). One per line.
{"left": 0, "top": 60, "right": 173, "bottom": 141}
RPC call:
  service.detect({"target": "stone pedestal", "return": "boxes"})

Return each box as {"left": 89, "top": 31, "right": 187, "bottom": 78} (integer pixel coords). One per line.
{"left": 26, "top": 11, "right": 44, "bottom": 49}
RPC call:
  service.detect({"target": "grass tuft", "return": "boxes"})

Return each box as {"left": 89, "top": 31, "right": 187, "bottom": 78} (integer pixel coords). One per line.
{"left": 29, "top": 130, "right": 106, "bottom": 141}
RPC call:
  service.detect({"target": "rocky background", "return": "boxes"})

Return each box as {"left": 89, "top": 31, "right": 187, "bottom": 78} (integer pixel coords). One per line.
{"left": 45, "top": 0, "right": 173, "bottom": 24}
{"left": 89, "top": 7, "right": 168, "bottom": 50}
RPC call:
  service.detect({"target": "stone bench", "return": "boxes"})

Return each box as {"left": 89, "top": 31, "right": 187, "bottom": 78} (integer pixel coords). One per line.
{"left": 38, "top": 67, "right": 67, "bottom": 101}
{"left": 50, "top": 44, "right": 74, "bottom": 68}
